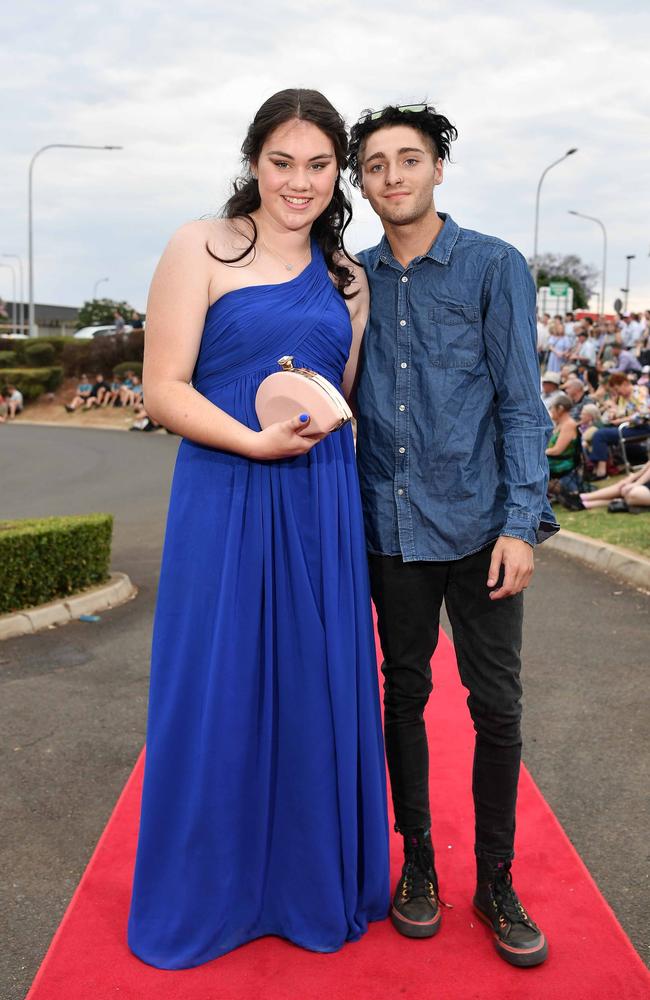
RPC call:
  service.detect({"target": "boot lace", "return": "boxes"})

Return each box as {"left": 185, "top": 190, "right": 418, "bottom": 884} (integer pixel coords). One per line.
{"left": 401, "top": 845, "right": 439, "bottom": 902}
{"left": 493, "top": 871, "right": 534, "bottom": 927}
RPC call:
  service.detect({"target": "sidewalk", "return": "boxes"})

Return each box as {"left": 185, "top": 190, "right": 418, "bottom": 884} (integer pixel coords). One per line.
{"left": 0, "top": 573, "right": 137, "bottom": 641}
{"left": 546, "top": 527, "right": 650, "bottom": 592}
{"left": 14, "top": 398, "right": 133, "bottom": 431}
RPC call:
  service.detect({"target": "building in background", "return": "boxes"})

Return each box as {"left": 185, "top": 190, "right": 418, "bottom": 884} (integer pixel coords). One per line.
{"left": 0, "top": 302, "right": 79, "bottom": 337}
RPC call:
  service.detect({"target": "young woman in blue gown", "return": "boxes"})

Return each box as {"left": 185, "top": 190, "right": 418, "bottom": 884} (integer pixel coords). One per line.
{"left": 127, "top": 88, "right": 390, "bottom": 969}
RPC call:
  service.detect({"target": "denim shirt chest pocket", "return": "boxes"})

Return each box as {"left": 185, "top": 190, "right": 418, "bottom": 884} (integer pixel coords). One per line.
{"left": 428, "top": 303, "right": 481, "bottom": 369}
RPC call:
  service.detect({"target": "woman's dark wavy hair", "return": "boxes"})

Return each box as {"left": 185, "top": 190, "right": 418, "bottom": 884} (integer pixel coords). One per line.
{"left": 348, "top": 104, "right": 458, "bottom": 188}
{"left": 210, "top": 88, "right": 357, "bottom": 297}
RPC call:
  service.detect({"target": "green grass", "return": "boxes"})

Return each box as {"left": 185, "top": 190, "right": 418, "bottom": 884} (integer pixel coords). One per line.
{"left": 553, "top": 477, "right": 650, "bottom": 556}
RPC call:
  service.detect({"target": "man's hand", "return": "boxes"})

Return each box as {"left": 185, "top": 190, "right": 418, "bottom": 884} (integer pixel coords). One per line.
{"left": 487, "top": 537, "right": 534, "bottom": 600}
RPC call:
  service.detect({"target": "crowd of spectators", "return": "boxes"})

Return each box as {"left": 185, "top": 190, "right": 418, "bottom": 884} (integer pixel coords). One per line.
{"left": 538, "top": 309, "right": 650, "bottom": 514}
{"left": 64, "top": 370, "right": 162, "bottom": 432}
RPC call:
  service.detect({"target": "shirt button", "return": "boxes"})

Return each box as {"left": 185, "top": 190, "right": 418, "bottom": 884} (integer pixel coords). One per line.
{"left": 400, "top": 362, "right": 407, "bottom": 369}
{"left": 397, "top": 488, "right": 404, "bottom": 496}
{"left": 401, "top": 276, "right": 408, "bottom": 283}
{"left": 399, "top": 447, "right": 406, "bottom": 454}
{"left": 399, "top": 319, "right": 406, "bottom": 327}
{"left": 399, "top": 404, "right": 406, "bottom": 411}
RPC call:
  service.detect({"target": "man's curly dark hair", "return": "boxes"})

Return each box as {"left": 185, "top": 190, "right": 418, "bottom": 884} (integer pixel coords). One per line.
{"left": 348, "top": 104, "right": 458, "bottom": 188}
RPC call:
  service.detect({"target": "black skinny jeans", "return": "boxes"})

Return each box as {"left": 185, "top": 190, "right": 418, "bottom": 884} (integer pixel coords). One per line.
{"left": 369, "top": 544, "right": 524, "bottom": 863}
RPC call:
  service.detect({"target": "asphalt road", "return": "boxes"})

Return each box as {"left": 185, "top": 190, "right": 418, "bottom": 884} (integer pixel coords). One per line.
{"left": 1, "top": 425, "right": 648, "bottom": 999}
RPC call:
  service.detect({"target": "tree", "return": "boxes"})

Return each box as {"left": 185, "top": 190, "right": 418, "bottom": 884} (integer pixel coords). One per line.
{"left": 527, "top": 253, "right": 599, "bottom": 309}
{"left": 76, "top": 298, "right": 133, "bottom": 329}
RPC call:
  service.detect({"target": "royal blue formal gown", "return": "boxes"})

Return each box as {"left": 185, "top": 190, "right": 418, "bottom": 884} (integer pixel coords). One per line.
{"left": 127, "top": 245, "right": 390, "bottom": 969}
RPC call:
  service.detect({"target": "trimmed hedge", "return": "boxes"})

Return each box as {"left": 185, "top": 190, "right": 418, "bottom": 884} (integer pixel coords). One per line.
{"left": 0, "top": 367, "right": 64, "bottom": 399}
{"left": 0, "top": 333, "right": 144, "bottom": 378}
{"left": 113, "top": 361, "right": 143, "bottom": 378}
{"left": 0, "top": 350, "right": 17, "bottom": 368}
{"left": 0, "top": 336, "right": 76, "bottom": 365}
{"left": 0, "top": 514, "right": 113, "bottom": 614}
{"left": 25, "top": 341, "right": 56, "bottom": 366}
{"left": 62, "top": 329, "right": 144, "bottom": 377}
{"left": 32, "top": 336, "right": 77, "bottom": 362}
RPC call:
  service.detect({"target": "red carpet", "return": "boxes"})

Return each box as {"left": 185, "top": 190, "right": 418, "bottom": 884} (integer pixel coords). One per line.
{"left": 27, "top": 628, "right": 649, "bottom": 1000}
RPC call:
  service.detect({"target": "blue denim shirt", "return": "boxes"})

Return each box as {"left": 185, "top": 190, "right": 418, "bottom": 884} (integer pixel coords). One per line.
{"left": 355, "top": 213, "right": 559, "bottom": 562}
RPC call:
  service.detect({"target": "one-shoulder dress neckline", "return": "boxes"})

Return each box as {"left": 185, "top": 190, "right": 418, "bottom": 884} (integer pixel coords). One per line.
{"left": 207, "top": 240, "right": 319, "bottom": 313}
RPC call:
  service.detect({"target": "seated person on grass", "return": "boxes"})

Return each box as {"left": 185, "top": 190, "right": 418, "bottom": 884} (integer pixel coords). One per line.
{"left": 83, "top": 373, "right": 112, "bottom": 409}
{"left": 563, "top": 377, "right": 598, "bottom": 422}
{"left": 130, "top": 399, "right": 161, "bottom": 432}
{"left": 610, "top": 343, "right": 642, "bottom": 375}
{"left": 119, "top": 374, "right": 143, "bottom": 408}
{"left": 588, "top": 373, "right": 649, "bottom": 480}
{"left": 559, "top": 460, "right": 650, "bottom": 513}
{"left": 65, "top": 373, "right": 93, "bottom": 412}
{"left": 4, "top": 384, "right": 24, "bottom": 418}
{"left": 578, "top": 403, "right": 602, "bottom": 461}
{"left": 541, "top": 370, "right": 562, "bottom": 411}
{"left": 101, "top": 376, "right": 124, "bottom": 408}
{"left": 545, "top": 392, "right": 579, "bottom": 497}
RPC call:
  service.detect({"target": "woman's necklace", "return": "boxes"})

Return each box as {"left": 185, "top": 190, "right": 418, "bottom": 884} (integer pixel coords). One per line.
{"left": 259, "top": 237, "right": 310, "bottom": 272}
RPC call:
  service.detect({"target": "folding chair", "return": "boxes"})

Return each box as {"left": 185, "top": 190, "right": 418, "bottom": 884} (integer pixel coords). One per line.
{"left": 616, "top": 417, "right": 650, "bottom": 475}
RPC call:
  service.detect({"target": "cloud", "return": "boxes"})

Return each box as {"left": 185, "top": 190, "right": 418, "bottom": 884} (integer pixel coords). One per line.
{"left": 2, "top": 0, "right": 649, "bottom": 311}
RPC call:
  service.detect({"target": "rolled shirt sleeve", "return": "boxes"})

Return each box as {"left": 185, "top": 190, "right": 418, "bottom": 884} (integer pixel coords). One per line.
{"left": 481, "top": 248, "right": 557, "bottom": 546}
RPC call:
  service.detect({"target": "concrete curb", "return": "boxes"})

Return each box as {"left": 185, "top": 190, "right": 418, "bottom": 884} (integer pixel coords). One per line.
{"left": 545, "top": 529, "right": 650, "bottom": 592}
{"left": 12, "top": 419, "right": 170, "bottom": 434}
{"left": 12, "top": 419, "right": 129, "bottom": 433}
{"left": 0, "top": 572, "right": 138, "bottom": 641}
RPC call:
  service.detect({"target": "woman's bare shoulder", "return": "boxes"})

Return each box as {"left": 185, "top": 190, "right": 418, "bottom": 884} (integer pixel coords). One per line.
{"left": 166, "top": 218, "right": 252, "bottom": 257}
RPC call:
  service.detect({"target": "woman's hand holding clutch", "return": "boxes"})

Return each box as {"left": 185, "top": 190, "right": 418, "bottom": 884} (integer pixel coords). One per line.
{"left": 246, "top": 413, "right": 328, "bottom": 460}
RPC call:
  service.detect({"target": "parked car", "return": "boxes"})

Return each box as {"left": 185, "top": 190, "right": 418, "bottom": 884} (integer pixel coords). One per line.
{"left": 73, "top": 324, "right": 133, "bottom": 340}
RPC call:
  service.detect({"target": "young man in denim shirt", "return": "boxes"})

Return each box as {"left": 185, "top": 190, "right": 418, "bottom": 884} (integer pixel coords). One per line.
{"left": 348, "top": 105, "right": 558, "bottom": 968}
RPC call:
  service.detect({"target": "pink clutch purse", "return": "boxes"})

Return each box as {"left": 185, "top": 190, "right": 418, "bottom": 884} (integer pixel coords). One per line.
{"left": 255, "top": 356, "right": 353, "bottom": 435}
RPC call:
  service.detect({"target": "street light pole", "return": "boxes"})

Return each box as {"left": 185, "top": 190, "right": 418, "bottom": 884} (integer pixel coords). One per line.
{"left": 532, "top": 148, "right": 578, "bottom": 293}
{"left": 2, "top": 254, "right": 25, "bottom": 334}
{"left": 568, "top": 210, "right": 607, "bottom": 319}
{"left": 93, "top": 276, "right": 109, "bottom": 299}
{"left": 622, "top": 255, "right": 635, "bottom": 312}
{"left": 28, "top": 144, "right": 123, "bottom": 337}
{"left": 0, "top": 262, "right": 17, "bottom": 335}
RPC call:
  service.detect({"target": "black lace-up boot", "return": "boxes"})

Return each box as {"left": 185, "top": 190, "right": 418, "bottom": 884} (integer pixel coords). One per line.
{"left": 390, "top": 828, "right": 442, "bottom": 938}
{"left": 473, "top": 858, "right": 548, "bottom": 967}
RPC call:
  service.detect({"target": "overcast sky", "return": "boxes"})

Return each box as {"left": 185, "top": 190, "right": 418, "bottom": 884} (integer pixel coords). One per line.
{"left": 2, "top": 0, "right": 649, "bottom": 315}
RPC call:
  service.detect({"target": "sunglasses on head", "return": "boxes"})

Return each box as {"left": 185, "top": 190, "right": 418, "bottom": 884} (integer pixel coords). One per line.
{"left": 358, "top": 104, "right": 430, "bottom": 124}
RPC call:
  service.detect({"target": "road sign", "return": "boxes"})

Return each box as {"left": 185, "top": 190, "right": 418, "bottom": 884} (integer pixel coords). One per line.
{"left": 537, "top": 285, "right": 574, "bottom": 317}
{"left": 613, "top": 297, "right": 623, "bottom": 313}
{"left": 549, "top": 281, "right": 570, "bottom": 296}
